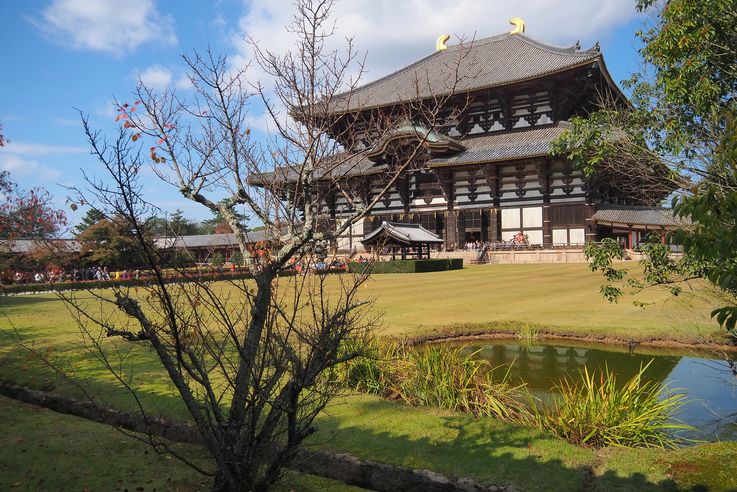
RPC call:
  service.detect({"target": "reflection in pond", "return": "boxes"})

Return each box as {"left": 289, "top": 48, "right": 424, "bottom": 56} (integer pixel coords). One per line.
{"left": 444, "top": 341, "right": 737, "bottom": 442}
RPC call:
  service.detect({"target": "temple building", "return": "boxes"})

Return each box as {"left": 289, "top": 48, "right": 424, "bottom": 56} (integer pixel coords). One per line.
{"left": 272, "top": 20, "right": 676, "bottom": 254}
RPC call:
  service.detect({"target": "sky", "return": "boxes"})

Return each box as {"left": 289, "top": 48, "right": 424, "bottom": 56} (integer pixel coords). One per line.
{"left": 0, "top": 0, "right": 647, "bottom": 229}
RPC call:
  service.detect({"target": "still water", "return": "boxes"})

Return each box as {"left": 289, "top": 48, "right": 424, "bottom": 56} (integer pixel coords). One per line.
{"left": 445, "top": 340, "right": 737, "bottom": 441}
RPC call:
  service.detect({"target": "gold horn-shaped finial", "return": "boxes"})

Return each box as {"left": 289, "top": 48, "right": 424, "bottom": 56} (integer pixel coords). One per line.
{"left": 509, "top": 17, "right": 525, "bottom": 35}
{"left": 436, "top": 34, "right": 450, "bottom": 51}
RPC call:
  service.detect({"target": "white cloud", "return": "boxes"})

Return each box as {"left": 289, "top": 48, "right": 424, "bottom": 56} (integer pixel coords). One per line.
{"left": 0, "top": 153, "right": 62, "bottom": 181}
{"left": 0, "top": 141, "right": 87, "bottom": 183}
{"left": 174, "top": 74, "right": 194, "bottom": 90}
{"left": 52, "top": 117, "right": 82, "bottom": 127}
{"left": 34, "top": 0, "right": 177, "bottom": 56}
{"left": 137, "top": 65, "right": 174, "bottom": 90}
{"left": 233, "top": 0, "right": 637, "bottom": 87}
{"left": 2, "top": 141, "right": 88, "bottom": 156}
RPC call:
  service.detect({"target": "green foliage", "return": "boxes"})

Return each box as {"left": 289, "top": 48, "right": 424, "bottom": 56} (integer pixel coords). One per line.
{"left": 347, "top": 258, "right": 463, "bottom": 274}
{"left": 230, "top": 251, "right": 244, "bottom": 266}
{"left": 76, "top": 216, "right": 149, "bottom": 269}
{"left": 584, "top": 239, "right": 626, "bottom": 303}
{"left": 340, "top": 341, "right": 530, "bottom": 423}
{"left": 533, "top": 362, "right": 692, "bottom": 449}
{"left": 74, "top": 207, "right": 105, "bottom": 234}
{"left": 553, "top": 0, "right": 737, "bottom": 332}
{"left": 637, "top": 0, "right": 737, "bottom": 152}
{"left": 209, "top": 252, "right": 225, "bottom": 267}
{"left": 167, "top": 209, "right": 202, "bottom": 236}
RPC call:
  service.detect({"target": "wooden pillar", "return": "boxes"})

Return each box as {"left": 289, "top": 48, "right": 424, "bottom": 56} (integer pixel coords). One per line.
{"left": 584, "top": 203, "right": 597, "bottom": 243}
{"left": 488, "top": 209, "right": 498, "bottom": 243}
{"left": 540, "top": 160, "right": 552, "bottom": 247}
{"left": 445, "top": 211, "right": 458, "bottom": 250}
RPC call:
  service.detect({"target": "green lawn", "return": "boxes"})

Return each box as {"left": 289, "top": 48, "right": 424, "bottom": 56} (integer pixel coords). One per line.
{"left": 0, "top": 396, "right": 364, "bottom": 492}
{"left": 0, "top": 263, "right": 734, "bottom": 491}
{"left": 361, "top": 263, "right": 720, "bottom": 341}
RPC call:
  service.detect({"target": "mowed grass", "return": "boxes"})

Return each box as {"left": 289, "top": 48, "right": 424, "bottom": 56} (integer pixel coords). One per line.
{"left": 356, "top": 264, "right": 724, "bottom": 341}
{"left": 359, "top": 263, "right": 719, "bottom": 340}
{"left": 0, "top": 263, "right": 734, "bottom": 490}
{"left": 0, "top": 263, "right": 723, "bottom": 345}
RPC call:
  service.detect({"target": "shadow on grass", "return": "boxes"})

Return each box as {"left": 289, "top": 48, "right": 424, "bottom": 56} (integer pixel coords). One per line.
{"left": 313, "top": 398, "right": 718, "bottom": 492}
{"left": 0, "top": 326, "right": 192, "bottom": 422}
{"left": 0, "top": 321, "right": 730, "bottom": 492}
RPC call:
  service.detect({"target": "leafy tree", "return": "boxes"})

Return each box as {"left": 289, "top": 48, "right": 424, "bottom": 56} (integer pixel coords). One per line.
{"left": 553, "top": 0, "right": 737, "bottom": 332}
{"left": 74, "top": 207, "right": 105, "bottom": 234}
{"left": 209, "top": 252, "right": 225, "bottom": 268}
{"left": 76, "top": 215, "right": 148, "bottom": 269}
{"left": 0, "top": 171, "right": 67, "bottom": 239}
{"left": 200, "top": 202, "right": 248, "bottom": 234}
{"left": 230, "top": 251, "right": 243, "bottom": 266}
{"left": 168, "top": 209, "right": 202, "bottom": 236}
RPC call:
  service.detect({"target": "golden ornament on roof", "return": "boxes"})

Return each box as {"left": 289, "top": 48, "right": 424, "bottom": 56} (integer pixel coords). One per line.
{"left": 436, "top": 34, "right": 450, "bottom": 52}
{"left": 509, "top": 17, "right": 525, "bottom": 35}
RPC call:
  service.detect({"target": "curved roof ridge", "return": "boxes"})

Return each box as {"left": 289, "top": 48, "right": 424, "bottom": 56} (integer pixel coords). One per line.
{"left": 342, "top": 32, "right": 596, "bottom": 101}
{"left": 514, "top": 33, "right": 599, "bottom": 57}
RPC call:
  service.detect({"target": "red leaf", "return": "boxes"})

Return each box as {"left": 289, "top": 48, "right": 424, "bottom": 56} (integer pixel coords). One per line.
{"left": 157, "top": 137, "right": 166, "bottom": 144}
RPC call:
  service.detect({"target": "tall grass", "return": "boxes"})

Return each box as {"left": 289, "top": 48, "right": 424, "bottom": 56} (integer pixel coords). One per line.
{"left": 532, "top": 361, "right": 692, "bottom": 449}
{"left": 342, "top": 343, "right": 692, "bottom": 449}
{"left": 340, "top": 341, "right": 531, "bottom": 422}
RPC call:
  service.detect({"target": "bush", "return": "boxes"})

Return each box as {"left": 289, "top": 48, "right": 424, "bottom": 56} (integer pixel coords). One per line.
{"left": 347, "top": 258, "right": 463, "bottom": 274}
{"left": 0, "top": 267, "right": 355, "bottom": 295}
{"left": 210, "top": 252, "right": 225, "bottom": 267}
{"left": 532, "top": 361, "right": 691, "bottom": 448}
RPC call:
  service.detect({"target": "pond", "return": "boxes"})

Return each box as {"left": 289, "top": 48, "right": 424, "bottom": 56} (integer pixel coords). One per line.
{"left": 443, "top": 339, "right": 737, "bottom": 442}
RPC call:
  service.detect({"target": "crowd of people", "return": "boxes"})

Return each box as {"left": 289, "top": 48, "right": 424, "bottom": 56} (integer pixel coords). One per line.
{"left": 11, "top": 266, "right": 142, "bottom": 285}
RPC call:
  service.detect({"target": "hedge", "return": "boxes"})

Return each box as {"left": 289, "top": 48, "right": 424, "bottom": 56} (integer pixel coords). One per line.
{"left": 0, "top": 267, "right": 347, "bottom": 295}
{"left": 347, "top": 258, "right": 463, "bottom": 274}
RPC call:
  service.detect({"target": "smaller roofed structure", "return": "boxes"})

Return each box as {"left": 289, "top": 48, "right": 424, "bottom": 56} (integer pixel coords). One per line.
{"left": 361, "top": 222, "right": 443, "bottom": 259}
{"left": 592, "top": 207, "right": 691, "bottom": 230}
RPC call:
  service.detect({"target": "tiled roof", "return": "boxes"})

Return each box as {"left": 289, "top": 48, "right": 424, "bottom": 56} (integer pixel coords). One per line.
{"left": 154, "top": 231, "right": 269, "bottom": 250}
{"left": 262, "top": 152, "right": 384, "bottom": 183}
{"left": 329, "top": 33, "right": 602, "bottom": 113}
{"left": 257, "top": 123, "right": 569, "bottom": 184}
{"left": 362, "top": 222, "right": 444, "bottom": 245}
{"left": 592, "top": 207, "right": 691, "bottom": 228}
{"left": 428, "top": 124, "right": 569, "bottom": 167}
{"left": 0, "top": 239, "right": 80, "bottom": 254}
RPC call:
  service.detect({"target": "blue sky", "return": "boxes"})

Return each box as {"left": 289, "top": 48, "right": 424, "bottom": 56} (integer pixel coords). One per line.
{"left": 0, "top": 0, "right": 646, "bottom": 229}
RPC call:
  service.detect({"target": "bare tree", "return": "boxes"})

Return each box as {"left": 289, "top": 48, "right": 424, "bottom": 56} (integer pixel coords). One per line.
{"left": 61, "top": 1, "right": 475, "bottom": 490}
